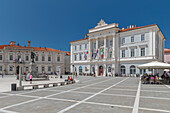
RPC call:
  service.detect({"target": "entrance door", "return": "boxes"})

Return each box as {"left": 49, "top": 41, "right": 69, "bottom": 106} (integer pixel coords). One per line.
{"left": 16, "top": 66, "right": 19, "bottom": 75}
{"left": 99, "top": 66, "right": 103, "bottom": 76}
{"left": 79, "top": 66, "right": 82, "bottom": 75}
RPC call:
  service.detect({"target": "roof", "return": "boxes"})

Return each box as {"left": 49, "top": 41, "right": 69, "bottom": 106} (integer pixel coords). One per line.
{"left": 119, "top": 24, "right": 157, "bottom": 32}
{"left": 0, "top": 45, "right": 64, "bottom": 53}
{"left": 70, "top": 38, "right": 88, "bottom": 43}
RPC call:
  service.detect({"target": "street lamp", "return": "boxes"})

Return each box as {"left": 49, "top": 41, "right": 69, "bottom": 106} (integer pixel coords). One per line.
{"left": 19, "top": 58, "right": 22, "bottom": 87}
{"left": 72, "top": 65, "right": 74, "bottom": 79}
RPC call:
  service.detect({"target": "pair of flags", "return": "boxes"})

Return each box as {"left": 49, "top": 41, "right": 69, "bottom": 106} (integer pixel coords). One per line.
{"left": 84, "top": 49, "right": 103, "bottom": 59}
{"left": 92, "top": 49, "right": 101, "bottom": 58}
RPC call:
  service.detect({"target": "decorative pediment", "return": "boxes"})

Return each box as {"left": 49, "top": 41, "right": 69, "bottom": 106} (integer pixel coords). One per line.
{"left": 95, "top": 19, "right": 108, "bottom": 28}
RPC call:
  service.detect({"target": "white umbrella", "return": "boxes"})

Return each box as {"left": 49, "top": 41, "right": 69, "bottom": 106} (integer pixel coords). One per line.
{"left": 138, "top": 61, "right": 170, "bottom": 69}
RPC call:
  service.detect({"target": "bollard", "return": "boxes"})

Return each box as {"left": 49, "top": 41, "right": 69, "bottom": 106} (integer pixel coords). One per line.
{"left": 11, "top": 83, "right": 17, "bottom": 91}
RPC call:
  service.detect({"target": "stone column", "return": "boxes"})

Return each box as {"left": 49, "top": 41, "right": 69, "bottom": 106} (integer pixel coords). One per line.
{"left": 104, "top": 37, "right": 107, "bottom": 59}
{"left": 88, "top": 39, "right": 91, "bottom": 60}
{"left": 112, "top": 35, "right": 115, "bottom": 58}
{"left": 95, "top": 64, "right": 98, "bottom": 76}
{"left": 103, "top": 64, "right": 106, "bottom": 76}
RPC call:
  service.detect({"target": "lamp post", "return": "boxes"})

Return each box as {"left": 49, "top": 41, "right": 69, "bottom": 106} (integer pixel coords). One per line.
{"left": 72, "top": 65, "right": 74, "bottom": 79}
{"left": 19, "top": 58, "right": 22, "bottom": 87}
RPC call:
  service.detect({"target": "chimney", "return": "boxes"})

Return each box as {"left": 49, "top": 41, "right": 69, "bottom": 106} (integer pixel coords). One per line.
{"left": 85, "top": 34, "right": 87, "bottom": 39}
{"left": 28, "top": 40, "right": 31, "bottom": 47}
{"left": 127, "top": 26, "right": 129, "bottom": 29}
{"left": 59, "top": 48, "right": 61, "bottom": 51}
{"left": 122, "top": 27, "right": 125, "bottom": 30}
{"left": 135, "top": 25, "right": 138, "bottom": 27}
{"left": 132, "top": 25, "right": 134, "bottom": 28}
{"left": 10, "top": 41, "right": 16, "bottom": 46}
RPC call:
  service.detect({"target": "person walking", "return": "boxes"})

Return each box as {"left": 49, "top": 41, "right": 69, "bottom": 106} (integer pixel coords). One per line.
{"left": 30, "top": 74, "right": 32, "bottom": 84}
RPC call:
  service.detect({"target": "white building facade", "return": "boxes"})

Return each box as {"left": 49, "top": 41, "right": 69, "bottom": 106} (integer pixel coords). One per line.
{"left": 70, "top": 20, "right": 165, "bottom": 76}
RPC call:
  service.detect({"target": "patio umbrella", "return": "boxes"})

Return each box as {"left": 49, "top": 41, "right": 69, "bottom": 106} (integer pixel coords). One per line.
{"left": 138, "top": 61, "right": 170, "bottom": 69}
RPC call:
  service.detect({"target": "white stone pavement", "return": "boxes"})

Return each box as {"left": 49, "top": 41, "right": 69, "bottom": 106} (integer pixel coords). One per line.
{"left": 0, "top": 75, "right": 75, "bottom": 92}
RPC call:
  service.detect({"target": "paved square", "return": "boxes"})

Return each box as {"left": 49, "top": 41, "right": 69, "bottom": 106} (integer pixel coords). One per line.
{"left": 0, "top": 76, "right": 170, "bottom": 113}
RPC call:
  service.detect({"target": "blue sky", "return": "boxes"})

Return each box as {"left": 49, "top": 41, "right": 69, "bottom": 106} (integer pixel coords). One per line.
{"left": 0, "top": 0, "right": 169, "bottom": 51}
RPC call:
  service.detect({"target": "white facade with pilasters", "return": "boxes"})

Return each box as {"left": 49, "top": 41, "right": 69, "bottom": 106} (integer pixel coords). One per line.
{"left": 70, "top": 20, "right": 165, "bottom": 76}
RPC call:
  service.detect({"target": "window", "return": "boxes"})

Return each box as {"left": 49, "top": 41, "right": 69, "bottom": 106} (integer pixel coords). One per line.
{"left": 74, "top": 55, "right": 77, "bottom": 61}
{"left": 122, "top": 50, "right": 125, "bottom": 58}
{"left": 0, "top": 66, "right": 2, "bottom": 71}
{"left": 108, "top": 67, "right": 111, "bottom": 72}
{"left": 110, "top": 40, "right": 113, "bottom": 46}
{"left": 35, "top": 56, "right": 38, "bottom": 61}
{"left": 10, "top": 55, "right": 13, "bottom": 61}
{"left": 130, "top": 65, "right": 136, "bottom": 74}
{"left": 25, "top": 56, "right": 29, "bottom": 61}
{"left": 9, "top": 66, "right": 13, "bottom": 71}
{"left": 120, "top": 66, "right": 126, "bottom": 74}
{"left": 131, "top": 36, "right": 134, "bottom": 42}
{"left": 57, "top": 56, "right": 60, "bottom": 62}
{"left": 140, "top": 69, "right": 142, "bottom": 74}
{"left": 36, "top": 67, "right": 38, "bottom": 72}
{"left": 85, "top": 44, "right": 87, "bottom": 49}
{"left": 0, "top": 55, "right": 2, "bottom": 60}
{"left": 26, "top": 67, "right": 29, "bottom": 72}
{"left": 94, "top": 42, "right": 96, "bottom": 49}
{"left": 80, "top": 45, "right": 81, "bottom": 50}
{"left": 85, "top": 67, "right": 88, "bottom": 71}
{"left": 75, "top": 46, "right": 77, "bottom": 50}
{"left": 109, "top": 51, "right": 112, "bottom": 58}
{"left": 122, "top": 38, "right": 125, "bottom": 44}
{"left": 85, "top": 54, "right": 87, "bottom": 60}
{"left": 141, "top": 48, "right": 145, "bottom": 56}
{"left": 141, "top": 34, "right": 145, "bottom": 41}
{"left": 79, "top": 54, "right": 82, "bottom": 60}
{"left": 143, "top": 69, "right": 146, "bottom": 74}
{"left": 42, "top": 67, "right": 45, "bottom": 71}
{"left": 42, "top": 56, "right": 45, "bottom": 61}
{"left": 131, "top": 49, "right": 135, "bottom": 57}
{"left": 48, "top": 67, "right": 51, "bottom": 71}
{"left": 48, "top": 56, "right": 51, "bottom": 61}
{"left": 18, "top": 55, "right": 21, "bottom": 60}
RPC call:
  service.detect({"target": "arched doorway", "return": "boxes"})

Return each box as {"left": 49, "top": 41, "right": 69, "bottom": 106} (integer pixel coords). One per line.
{"left": 79, "top": 66, "right": 82, "bottom": 75}
{"left": 99, "top": 66, "right": 103, "bottom": 76}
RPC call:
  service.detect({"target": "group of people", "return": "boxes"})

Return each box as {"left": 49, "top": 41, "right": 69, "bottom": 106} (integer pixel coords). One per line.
{"left": 141, "top": 73, "right": 160, "bottom": 84}
{"left": 161, "top": 71, "right": 170, "bottom": 83}
{"left": 65, "top": 76, "right": 73, "bottom": 82}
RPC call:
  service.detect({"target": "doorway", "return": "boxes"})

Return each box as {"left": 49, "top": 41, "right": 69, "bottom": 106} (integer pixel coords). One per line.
{"left": 99, "top": 66, "right": 103, "bottom": 76}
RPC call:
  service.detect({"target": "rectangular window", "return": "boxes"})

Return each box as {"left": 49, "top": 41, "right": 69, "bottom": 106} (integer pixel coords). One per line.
{"left": 141, "top": 34, "right": 145, "bottom": 41}
{"left": 131, "top": 36, "right": 134, "bottom": 42}
{"left": 110, "top": 40, "right": 113, "bottom": 46}
{"left": 0, "top": 66, "right": 2, "bottom": 71}
{"left": 74, "top": 55, "right": 77, "bottom": 61}
{"left": 85, "top": 54, "right": 87, "bottom": 60}
{"left": 9, "top": 66, "right": 13, "bottom": 71}
{"left": 80, "top": 45, "right": 81, "bottom": 50}
{"left": 48, "top": 67, "right": 51, "bottom": 71}
{"left": 141, "top": 48, "right": 145, "bottom": 56}
{"left": 25, "top": 56, "right": 29, "bottom": 61}
{"left": 36, "top": 56, "right": 38, "bottom": 61}
{"left": 18, "top": 56, "right": 21, "bottom": 60}
{"left": 122, "top": 50, "right": 125, "bottom": 58}
{"left": 122, "top": 38, "right": 125, "bottom": 44}
{"left": 85, "top": 44, "right": 87, "bottom": 49}
{"left": 57, "top": 56, "right": 60, "bottom": 62}
{"left": 94, "top": 42, "right": 96, "bottom": 49}
{"left": 36, "top": 67, "right": 38, "bottom": 72}
{"left": 0, "top": 55, "right": 2, "bottom": 60}
{"left": 109, "top": 51, "right": 112, "bottom": 58}
{"left": 10, "top": 55, "right": 13, "bottom": 61}
{"left": 131, "top": 49, "right": 135, "bottom": 57}
{"left": 79, "top": 54, "right": 82, "bottom": 60}
{"left": 48, "top": 56, "right": 51, "bottom": 61}
{"left": 75, "top": 46, "right": 77, "bottom": 50}
{"left": 42, "top": 67, "right": 45, "bottom": 71}
{"left": 42, "top": 56, "right": 45, "bottom": 61}
{"left": 26, "top": 67, "right": 29, "bottom": 72}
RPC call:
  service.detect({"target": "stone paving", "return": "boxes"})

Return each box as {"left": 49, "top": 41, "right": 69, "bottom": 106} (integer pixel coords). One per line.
{"left": 0, "top": 76, "right": 170, "bottom": 113}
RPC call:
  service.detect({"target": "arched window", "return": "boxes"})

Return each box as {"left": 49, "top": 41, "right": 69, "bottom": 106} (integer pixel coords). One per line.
{"left": 109, "top": 51, "right": 112, "bottom": 58}
{"left": 120, "top": 66, "right": 126, "bottom": 74}
{"left": 130, "top": 65, "right": 136, "bottom": 74}
{"left": 108, "top": 67, "right": 111, "bottom": 72}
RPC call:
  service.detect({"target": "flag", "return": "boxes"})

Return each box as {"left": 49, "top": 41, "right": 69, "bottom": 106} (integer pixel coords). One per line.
{"left": 101, "top": 49, "right": 104, "bottom": 58}
{"left": 95, "top": 49, "right": 98, "bottom": 58}
{"left": 86, "top": 51, "right": 88, "bottom": 54}
{"left": 92, "top": 52, "right": 93, "bottom": 58}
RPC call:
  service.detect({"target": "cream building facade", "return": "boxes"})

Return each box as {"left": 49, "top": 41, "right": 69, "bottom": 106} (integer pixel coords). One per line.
{"left": 70, "top": 20, "right": 165, "bottom": 76}
{"left": 0, "top": 41, "right": 68, "bottom": 75}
